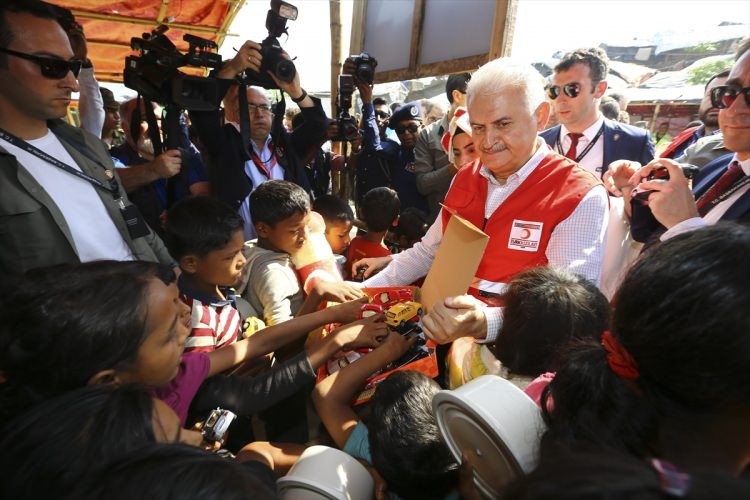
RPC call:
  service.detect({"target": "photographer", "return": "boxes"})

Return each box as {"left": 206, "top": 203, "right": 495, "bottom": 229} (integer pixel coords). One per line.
{"left": 190, "top": 39, "right": 327, "bottom": 239}
{"left": 347, "top": 56, "right": 427, "bottom": 212}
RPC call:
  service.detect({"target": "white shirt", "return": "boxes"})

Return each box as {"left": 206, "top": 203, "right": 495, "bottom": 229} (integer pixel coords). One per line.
{"left": 0, "top": 131, "right": 135, "bottom": 262}
{"left": 364, "top": 138, "right": 609, "bottom": 341}
{"left": 76, "top": 67, "right": 105, "bottom": 138}
{"left": 662, "top": 155, "right": 750, "bottom": 239}
{"left": 234, "top": 130, "right": 284, "bottom": 240}
{"left": 559, "top": 115, "right": 606, "bottom": 177}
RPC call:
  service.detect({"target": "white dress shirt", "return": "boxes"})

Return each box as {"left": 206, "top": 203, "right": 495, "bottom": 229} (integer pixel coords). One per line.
{"left": 558, "top": 115, "right": 606, "bottom": 177}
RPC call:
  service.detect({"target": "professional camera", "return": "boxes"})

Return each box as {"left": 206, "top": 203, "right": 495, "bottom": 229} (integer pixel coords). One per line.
{"left": 332, "top": 74, "right": 359, "bottom": 142}
{"left": 350, "top": 53, "right": 378, "bottom": 85}
{"left": 202, "top": 408, "right": 237, "bottom": 445}
{"left": 242, "top": 0, "right": 298, "bottom": 89}
{"left": 124, "top": 25, "right": 223, "bottom": 111}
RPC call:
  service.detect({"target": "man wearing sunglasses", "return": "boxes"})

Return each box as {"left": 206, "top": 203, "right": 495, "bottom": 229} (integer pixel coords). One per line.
{"left": 353, "top": 63, "right": 428, "bottom": 213}
{"left": 540, "top": 47, "right": 654, "bottom": 178}
{"left": 625, "top": 38, "right": 750, "bottom": 238}
{"left": 0, "top": 0, "right": 173, "bottom": 275}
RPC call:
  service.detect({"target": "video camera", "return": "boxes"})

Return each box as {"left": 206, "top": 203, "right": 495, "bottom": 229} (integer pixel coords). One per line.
{"left": 349, "top": 53, "right": 378, "bottom": 85}
{"left": 333, "top": 74, "right": 359, "bottom": 142}
{"left": 242, "top": 0, "right": 298, "bottom": 89}
{"left": 124, "top": 25, "right": 223, "bottom": 111}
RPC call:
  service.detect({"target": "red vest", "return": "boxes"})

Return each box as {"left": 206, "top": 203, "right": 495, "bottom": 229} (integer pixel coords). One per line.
{"left": 441, "top": 153, "right": 600, "bottom": 284}
{"left": 659, "top": 126, "right": 699, "bottom": 159}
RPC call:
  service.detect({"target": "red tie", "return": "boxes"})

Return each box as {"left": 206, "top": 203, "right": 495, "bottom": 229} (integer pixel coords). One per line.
{"left": 566, "top": 133, "right": 583, "bottom": 160}
{"left": 696, "top": 161, "right": 745, "bottom": 216}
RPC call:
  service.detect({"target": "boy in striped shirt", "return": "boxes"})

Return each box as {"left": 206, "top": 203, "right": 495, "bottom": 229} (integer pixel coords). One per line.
{"left": 165, "top": 197, "right": 247, "bottom": 353}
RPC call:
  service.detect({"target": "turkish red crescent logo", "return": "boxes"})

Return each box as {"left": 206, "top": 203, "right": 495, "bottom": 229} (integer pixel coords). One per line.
{"left": 520, "top": 228, "right": 531, "bottom": 239}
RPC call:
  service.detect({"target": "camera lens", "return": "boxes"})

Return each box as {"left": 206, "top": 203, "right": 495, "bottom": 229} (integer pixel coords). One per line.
{"left": 356, "top": 63, "right": 374, "bottom": 85}
{"left": 275, "top": 59, "right": 296, "bottom": 82}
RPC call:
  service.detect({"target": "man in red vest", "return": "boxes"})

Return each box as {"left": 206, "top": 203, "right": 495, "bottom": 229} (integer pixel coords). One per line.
{"left": 357, "top": 57, "right": 609, "bottom": 345}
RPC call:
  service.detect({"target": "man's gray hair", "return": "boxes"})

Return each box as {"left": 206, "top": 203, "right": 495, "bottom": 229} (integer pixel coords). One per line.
{"left": 467, "top": 57, "right": 546, "bottom": 114}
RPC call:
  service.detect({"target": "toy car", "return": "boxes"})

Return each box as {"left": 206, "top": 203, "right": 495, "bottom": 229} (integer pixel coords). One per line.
{"left": 385, "top": 301, "right": 423, "bottom": 328}
{"left": 359, "top": 302, "right": 386, "bottom": 319}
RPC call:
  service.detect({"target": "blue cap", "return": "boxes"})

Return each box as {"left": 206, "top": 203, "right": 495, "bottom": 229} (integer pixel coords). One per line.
{"left": 388, "top": 101, "right": 422, "bottom": 129}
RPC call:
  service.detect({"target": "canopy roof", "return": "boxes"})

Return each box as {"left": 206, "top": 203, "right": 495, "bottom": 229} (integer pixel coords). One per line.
{"left": 55, "top": 1, "right": 243, "bottom": 82}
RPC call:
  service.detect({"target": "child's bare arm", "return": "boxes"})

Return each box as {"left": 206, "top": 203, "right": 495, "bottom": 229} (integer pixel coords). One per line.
{"left": 295, "top": 280, "right": 366, "bottom": 317}
{"left": 206, "top": 297, "right": 368, "bottom": 376}
{"left": 235, "top": 441, "right": 306, "bottom": 476}
{"left": 312, "top": 331, "right": 414, "bottom": 448}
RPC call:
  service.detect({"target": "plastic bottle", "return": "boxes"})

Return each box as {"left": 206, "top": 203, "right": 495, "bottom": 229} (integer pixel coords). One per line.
{"left": 290, "top": 211, "right": 343, "bottom": 294}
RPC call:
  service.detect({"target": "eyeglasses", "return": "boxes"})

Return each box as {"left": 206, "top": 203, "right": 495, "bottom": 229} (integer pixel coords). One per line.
{"left": 248, "top": 103, "right": 272, "bottom": 113}
{"left": 546, "top": 82, "right": 582, "bottom": 100}
{"left": 375, "top": 110, "right": 390, "bottom": 120}
{"left": 710, "top": 85, "right": 750, "bottom": 109}
{"left": 394, "top": 124, "right": 420, "bottom": 134}
{"left": 0, "top": 47, "right": 82, "bottom": 79}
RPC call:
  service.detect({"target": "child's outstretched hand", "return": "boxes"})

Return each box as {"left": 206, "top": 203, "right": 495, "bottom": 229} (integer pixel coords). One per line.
{"left": 332, "top": 315, "right": 389, "bottom": 351}
{"left": 329, "top": 296, "right": 369, "bottom": 325}
{"left": 376, "top": 326, "right": 416, "bottom": 362}
{"left": 312, "top": 280, "right": 365, "bottom": 303}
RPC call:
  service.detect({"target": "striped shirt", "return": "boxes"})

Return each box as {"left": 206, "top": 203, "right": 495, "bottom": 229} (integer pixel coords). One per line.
{"left": 179, "top": 283, "right": 241, "bottom": 353}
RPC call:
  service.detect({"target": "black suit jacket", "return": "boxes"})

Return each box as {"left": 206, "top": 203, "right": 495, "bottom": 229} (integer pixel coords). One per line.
{"left": 191, "top": 83, "right": 326, "bottom": 210}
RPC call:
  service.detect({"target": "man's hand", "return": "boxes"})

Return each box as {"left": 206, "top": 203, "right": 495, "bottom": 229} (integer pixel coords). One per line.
{"left": 352, "top": 256, "right": 393, "bottom": 280}
{"left": 332, "top": 315, "right": 389, "bottom": 351}
{"left": 66, "top": 22, "right": 89, "bottom": 63}
{"left": 629, "top": 158, "right": 699, "bottom": 229}
{"left": 148, "top": 149, "right": 182, "bottom": 179}
{"left": 604, "top": 160, "right": 641, "bottom": 197}
{"left": 218, "top": 40, "right": 262, "bottom": 79}
{"left": 421, "top": 294, "right": 487, "bottom": 344}
{"left": 344, "top": 56, "right": 373, "bottom": 102}
{"left": 327, "top": 296, "right": 369, "bottom": 325}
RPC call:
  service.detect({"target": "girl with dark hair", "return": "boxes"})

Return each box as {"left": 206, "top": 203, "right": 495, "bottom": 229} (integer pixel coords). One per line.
{"left": 540, "top": 223, "right": 750, "bottom": 476}
{"left": 0, "top": 384, "right": 204, "bottom": 498}
{"left": 0, "top": 260, "right": 385, "bottom": 427}
{"left": 67, "top": 444, "right": 277, "bottom": 500}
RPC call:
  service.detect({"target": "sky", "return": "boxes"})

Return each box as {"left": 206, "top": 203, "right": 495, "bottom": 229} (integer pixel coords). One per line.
{"left": 221, "top": 0, "right": 750, "bottom": 93}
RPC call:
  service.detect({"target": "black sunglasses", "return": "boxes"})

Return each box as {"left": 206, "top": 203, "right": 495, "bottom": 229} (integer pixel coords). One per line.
{"left": 0, "top": 47, "right": 82, "bottom": 78}
{"left": 546, "top": 82, "right": 583, "bottom": 100}
{"left": 375, "top": 110, "right": 390, "bottom": 120}
{"left": 710, "top": 85, "right": 750, "bottom": 109}
{"left": 395, "top": 124, "right": 420, "bottom": 134}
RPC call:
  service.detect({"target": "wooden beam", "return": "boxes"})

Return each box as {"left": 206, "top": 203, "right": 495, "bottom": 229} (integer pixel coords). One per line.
{"left": 70, "top": 9, "right": 225, "bottom": 35}
{"left": 408, "top": 0, "right": 426, "bottom": 72}
{"left": 216, "top": 0, "right": 245, "bottom": 51}
{"left": 330, "top": 0, "right": 343, "bottom": 118}
{"left": 349, "top": 0, "right": 367, "bottom": 55}
{"left": 488, "top": 0, "right": 518, "bottom": 60}
{"left": 156, "top": 0, "right": 170, "bottom": 24}
{"left": 374, "top": 53, "right": 487, "bottom": 84}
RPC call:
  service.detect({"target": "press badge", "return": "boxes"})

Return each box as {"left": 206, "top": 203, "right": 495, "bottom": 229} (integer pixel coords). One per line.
{"left": 507, "top": 220, "right": 543, "bottom": 252}
{"left": 118, "top": 199, "right": 150, "bottom": 239}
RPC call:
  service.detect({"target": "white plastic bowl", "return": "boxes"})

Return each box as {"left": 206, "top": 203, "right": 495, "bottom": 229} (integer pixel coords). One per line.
{"left": 432, "top": 375, "right": 546, "bottom": 498}
{"left": 277, "top": 445, "right": 374, "bottom": 500}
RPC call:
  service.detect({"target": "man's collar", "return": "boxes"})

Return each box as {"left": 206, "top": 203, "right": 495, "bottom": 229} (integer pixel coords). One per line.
{"left": 560, "top": 115, "right": 605, "bottom": 140}
{"left": 736, "top": 155, "right": 750, "bottom": 176}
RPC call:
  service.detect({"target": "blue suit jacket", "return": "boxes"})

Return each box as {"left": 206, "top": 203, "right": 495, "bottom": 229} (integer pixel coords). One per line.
{"left": 693, "top": 153, "right": 750, "bottom": 222}
{"left": 540, "top": 118, "right": 654, "bottom": 177}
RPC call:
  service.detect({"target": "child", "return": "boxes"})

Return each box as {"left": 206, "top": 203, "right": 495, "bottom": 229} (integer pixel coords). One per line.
{"left": 447, "top": 266, "right": 610, "bottom": 392}
{"left": 313, "top": 334, "right": 459, "bottom": 499}
{"left": 312, "top": 194, "right": 355, "bottom": 256}
{"left": 0, "top": 260, "right": 387, "bottom": 428}
{"left": 164, "top": 196, "right": 247, "bottom": 353}
{"left": 347, "top": 187, "right": 400, "bottom": 278}
{"left": 391, "top": 206, "right": 429, "bottom": 251}
{"left": 242, "top": 180, "right": 362, "bottom": 326}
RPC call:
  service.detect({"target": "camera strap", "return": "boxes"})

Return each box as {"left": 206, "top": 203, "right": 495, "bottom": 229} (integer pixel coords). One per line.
{"left": 0, "top": 126, "right": 151, "bottom": 240}
{"left": 238, "top": 83, "right": 253, "bottom": 160}
{"left": 555, "top": 124, "right": 604, "bottom": 164}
